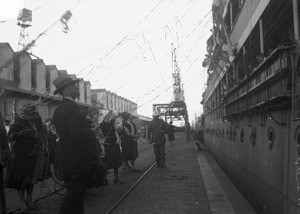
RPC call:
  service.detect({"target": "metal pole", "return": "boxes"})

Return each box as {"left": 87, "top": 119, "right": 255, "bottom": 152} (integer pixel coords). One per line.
{"left": 293, "top": 0, "right": 299, "bottom": 41}
{"left": 12, "top": 97, "right": 16, "bottom": 123}
{"left": 259, "top": 19, "right": 264, "bottom": 54}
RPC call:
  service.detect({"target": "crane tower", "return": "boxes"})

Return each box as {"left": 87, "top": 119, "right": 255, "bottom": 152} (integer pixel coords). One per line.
{"left": 171, "top": 45, "right": 185, "bottom": 102}
{"left": 153, "top": 44, "right": 189, "bottom": 124}
{"left": 17, "top": 8, "right": 32, "bottom": 52}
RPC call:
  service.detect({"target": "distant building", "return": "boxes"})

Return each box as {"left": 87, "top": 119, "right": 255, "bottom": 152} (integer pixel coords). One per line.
{"left": 0, "top": 42, "right": 145, "bottom": 123}
{"left": 0, "top": 43, "right": 91, "bottom": 121}
{"left": 91, "top": 89, "right": 138, "bottom": 116}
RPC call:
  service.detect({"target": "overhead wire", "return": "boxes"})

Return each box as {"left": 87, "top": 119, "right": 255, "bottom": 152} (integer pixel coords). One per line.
{"left": 122, "top": 24, "right": 211, "bottom": 104}
{"left": 0, "top": 0, "right": 85, "bottom": 73}
{"left": 5, "top": 0, "right": 212, "bottom": 119}
{"left": 88, "top": 26, "right": 210, "bottom": 108}
{"left": 31, "top": 0, "right": 59, "bottom": 11}
{"left": 84, "top": 16, "right": 211, "bottom": 95}
{"left": 74, "top": 0, "right": 200, "bottom": 81}
{"left": 75, "top": 0, "right": 165, "bottom": 78}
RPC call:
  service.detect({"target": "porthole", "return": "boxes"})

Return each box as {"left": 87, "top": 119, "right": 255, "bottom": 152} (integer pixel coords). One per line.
{"left": 240, "top": 128, "right": 244, "bottom": 143}
{"left": 250, "top": 128, "right": 256, "bottom": 146}
{"left": 267, "top": 127, "right": 275, "bottom": 150}
{"left": 233, "top": 128, "right": 237, "bottom": 141}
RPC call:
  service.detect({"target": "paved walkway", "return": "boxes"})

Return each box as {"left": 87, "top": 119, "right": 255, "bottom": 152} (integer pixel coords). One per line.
{"left": 111, "top": 133, "right": 256, "bottom": 214}
{"left": 7, "top": 132, "right": 257, "bottom": 213}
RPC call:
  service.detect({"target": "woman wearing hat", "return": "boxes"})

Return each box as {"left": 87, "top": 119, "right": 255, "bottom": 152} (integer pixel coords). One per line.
{"left": 85, "top": 106, "right": 104, "bottom": 160}
{"left": 121, "top": 111, "right": 139, "bottom": 171}
{"left": 100, "top": 110, "right": 124, "bottom": 184}
{"left": 6, "top": 103, "right": 49, "bottom": 213}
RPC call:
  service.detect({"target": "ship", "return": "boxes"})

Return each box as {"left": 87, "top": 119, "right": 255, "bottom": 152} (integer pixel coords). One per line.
{"left": 199, "top": 0, "right": 300, "bottom": 213}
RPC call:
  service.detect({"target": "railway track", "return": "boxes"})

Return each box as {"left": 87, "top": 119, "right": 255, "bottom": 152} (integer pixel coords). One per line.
{"left": 104, "top": 144, "right": 174, "bottom": 214}
{"left": 7, "top": 140, "right": 169, "bottom": 214}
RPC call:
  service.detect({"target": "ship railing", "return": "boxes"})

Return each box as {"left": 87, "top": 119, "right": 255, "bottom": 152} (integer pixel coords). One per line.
{"left": 223, "top": 45, "right": 294, "bottom": 117}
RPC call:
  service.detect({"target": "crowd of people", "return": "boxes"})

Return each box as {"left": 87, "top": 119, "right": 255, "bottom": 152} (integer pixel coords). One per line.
{"left": 0, "top": 76, "right": 141, "bottom": 214}
{"left": 0, "top": 74, "right": 184, "bottom": 214}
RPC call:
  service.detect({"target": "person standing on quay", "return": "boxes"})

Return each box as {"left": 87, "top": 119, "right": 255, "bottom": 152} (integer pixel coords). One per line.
{"left": 6, "top": 104, "right": 48, "bottom": 213}
{"left": 100, "top": 110, "right": 124, "bottom": 184}
{"left": 167, "top": 121, "right": 175, "bottom": 144}
{"left": 147, "top": 110, "right": 168, "bottom": 167}
{"left": 185, "top": 122, "right": 191, "bottom": 141}
{"left": 52, "top": 74, "right": 100, "bottom": 214}
{"left": 0, "top": 112, "right": 10, "bottom": 214}
{"left": 121, "top": 111, "right": 138, "bottom": 171}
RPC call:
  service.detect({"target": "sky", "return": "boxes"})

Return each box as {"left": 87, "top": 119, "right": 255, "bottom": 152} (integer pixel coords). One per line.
{"left": 0, "top": 0, "right": 212, "bottom": 125}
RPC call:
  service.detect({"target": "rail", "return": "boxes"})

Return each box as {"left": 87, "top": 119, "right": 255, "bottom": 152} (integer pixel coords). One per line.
{"left": 104, "top": 144, "right": 174, "bottom": 214}
{"left": 6, "top": 138, "right": 157, "bottom": 213}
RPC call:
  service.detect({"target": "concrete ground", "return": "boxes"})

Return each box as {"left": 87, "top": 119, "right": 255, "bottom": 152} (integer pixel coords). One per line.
{"left": 7, "top": 132, "right": 256, "bottom": 214}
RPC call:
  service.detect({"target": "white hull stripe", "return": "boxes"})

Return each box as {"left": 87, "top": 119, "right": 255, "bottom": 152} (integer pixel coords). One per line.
{"left": 197, "top": 153, "right": 235, "bottom": 214}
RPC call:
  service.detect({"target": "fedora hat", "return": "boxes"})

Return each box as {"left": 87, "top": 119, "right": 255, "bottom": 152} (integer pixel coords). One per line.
{"left": 53, "top": 73, "right": 80, "bottom": 95}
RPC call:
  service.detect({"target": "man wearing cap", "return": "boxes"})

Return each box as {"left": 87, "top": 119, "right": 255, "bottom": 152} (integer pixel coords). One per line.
{"left": 52, "top": 74, "right": 100, "bottom": 214}
{"left": 147, "top": 110, "right": 168, "bottom": 167}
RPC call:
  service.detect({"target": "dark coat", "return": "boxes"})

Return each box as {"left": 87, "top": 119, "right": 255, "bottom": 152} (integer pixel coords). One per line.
{"left": 6, "top": 116, "right": 49, "bottom": 190}
{"left": 0, "top": 113, "right": 9, "bottom": 214}
{"left": 52, "top": 98, "right": 99, "bottom": 174}
{"left": 167, "top": 124, "right": 175, "bottom": 141}
{"left": 0, "top": 113, "right": 9, "bottom": 166}
{"left": 100, "top": 120, "right": 122, "bottom": 169}
{"left": 147, "top": 118, "right": 168, "bottom": 144}
{"left": 121, "top": 121, "right": 138, "bottom": 161}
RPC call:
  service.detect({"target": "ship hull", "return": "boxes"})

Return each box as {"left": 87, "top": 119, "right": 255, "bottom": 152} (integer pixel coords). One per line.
{"left": 202, "top": 108, "right": 300, "bottom": 214}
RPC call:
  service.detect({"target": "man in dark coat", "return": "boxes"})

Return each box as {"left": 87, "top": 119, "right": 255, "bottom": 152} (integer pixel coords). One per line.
{"left": 52, "top": 74, "right": 100, "bottom": 214}
{"left": 147, "top": 110, "right": 168, "bottom": 167}
{"left": 0, "top": 112, "right": 10, "bottom": 214}
{"left": 185, "top": 122, "right": 191, "bottom": 141}
{"left": 167, "top": 121, "right": 175, "bottom": 143}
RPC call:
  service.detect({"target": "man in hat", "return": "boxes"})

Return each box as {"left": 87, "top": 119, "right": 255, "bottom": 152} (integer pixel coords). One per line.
{"left": 167, "top": 121, "right": 176, "bottom": 144}
{"left": 147, "top": 110, "right": 168, "bottom": 167}
{"left": 52, "top": 74, "right": 100, "bottom": 214}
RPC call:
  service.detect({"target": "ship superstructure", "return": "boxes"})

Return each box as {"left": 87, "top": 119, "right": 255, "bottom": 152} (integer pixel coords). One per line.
{"left": 201, "top": 0, "right": 300, "bottom": 213}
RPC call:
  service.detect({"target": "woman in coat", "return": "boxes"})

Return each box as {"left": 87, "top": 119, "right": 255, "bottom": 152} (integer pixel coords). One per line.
{"left": 100, "top": 111, "right": 124, "bottom": 184}
{"left": 121, "top": 112, "right": 138, "bottom": 171}
{"left": 6, "top": 104, "right": 49, "bottom": 213}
